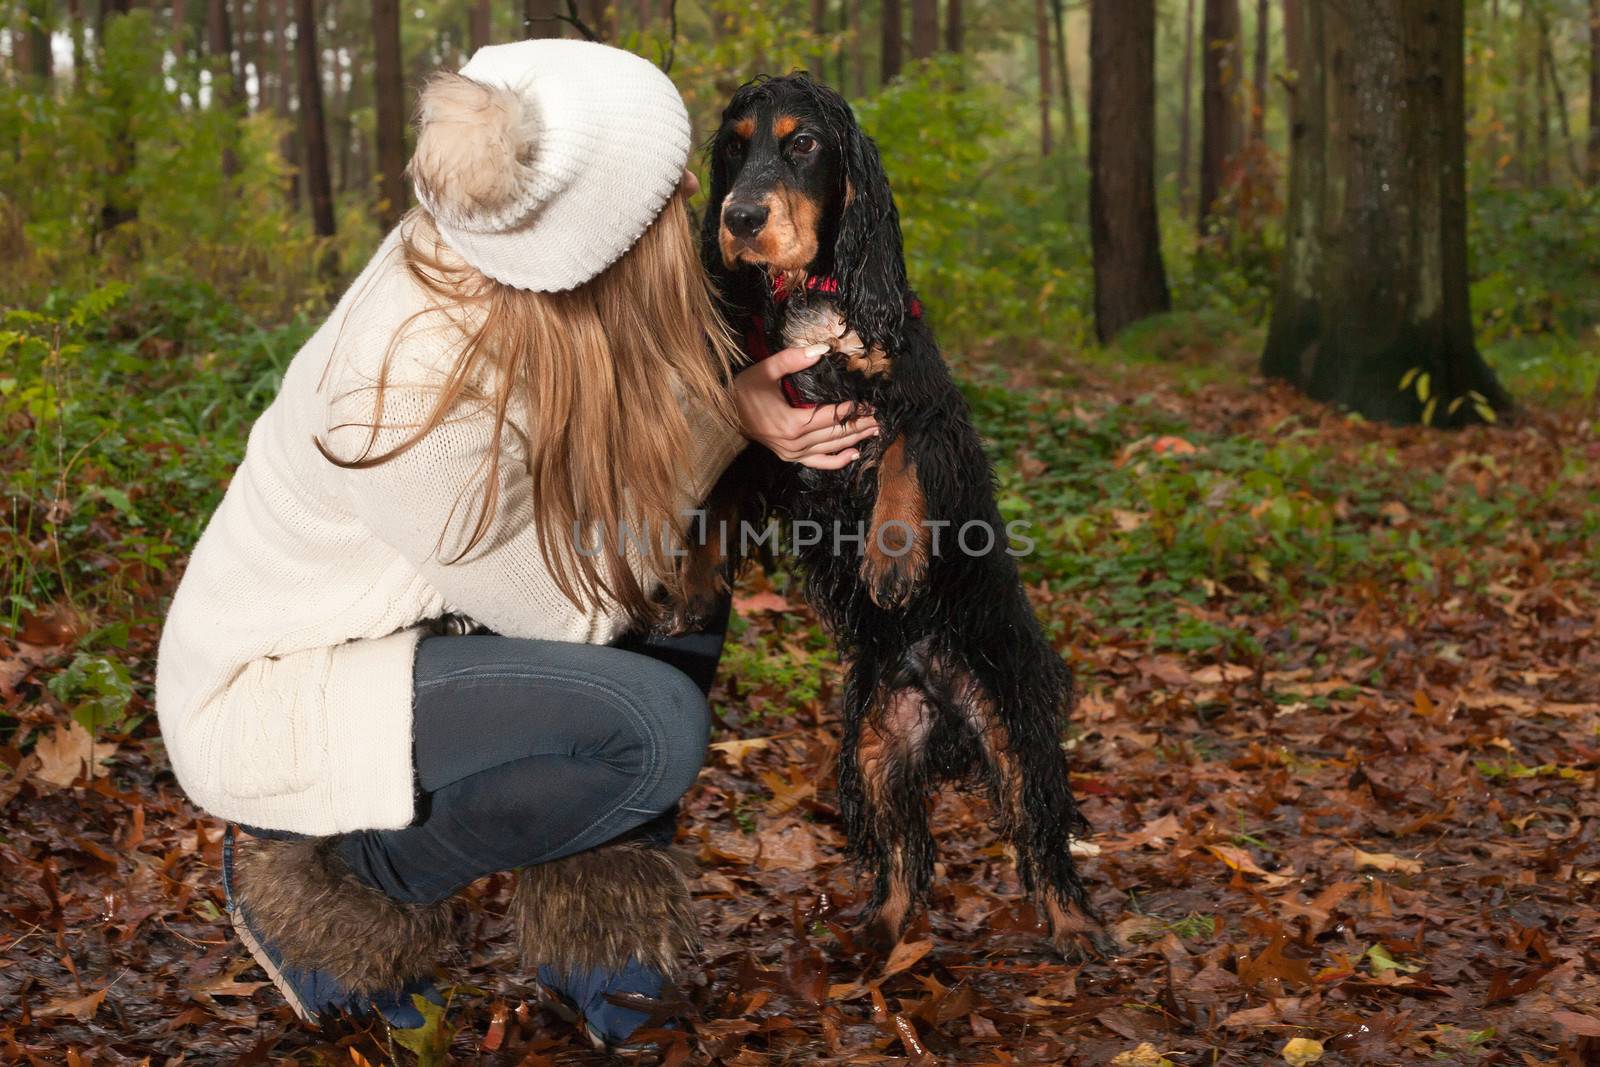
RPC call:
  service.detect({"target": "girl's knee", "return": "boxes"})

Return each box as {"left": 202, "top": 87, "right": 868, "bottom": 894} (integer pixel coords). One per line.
{"left": 632, "top": 659, "right": 711, "bottom": 808}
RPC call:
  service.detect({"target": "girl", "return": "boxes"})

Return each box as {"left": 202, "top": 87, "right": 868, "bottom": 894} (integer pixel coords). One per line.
{"left": 155, "top": 39, "right": 876, "bottom": 1048}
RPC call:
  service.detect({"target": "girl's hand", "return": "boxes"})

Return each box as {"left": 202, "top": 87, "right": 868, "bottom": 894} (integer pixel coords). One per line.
{"left": 732, "top": 344, "right": 880, "bottom": 470}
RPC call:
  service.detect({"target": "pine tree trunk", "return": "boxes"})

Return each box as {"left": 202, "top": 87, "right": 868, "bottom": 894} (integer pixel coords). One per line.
{"left": 26, "top": 0, "right": 52, "bottom": 84}
{"left": 1178, "top": 0, "right": 1196, "bottom": 212}
{"left": 67, "top": 0, "right": 87, "bottom": 90}
{"left": 208, "top": 0, "right": 243, "bottom": 174}
{"left": 910, "top": 0, "right": 936, "bottom": 60}
{"left": 1260, "top": 0, "right": 1509, "bottom": 427}
{"left": 881, "top": 0, "right": 902, "bottom": 84}
{"left": 470, "top": 0, "right": 490, "bottom": 50}
{"left": 1035, "top": 0, "right": 1052, "bottom": 155}
{"left": 1250, "top": 0, "right": 1267, "bottom": 143}
{"left": 1052, "top": 0, "right": 1076, "bottom": 154}
{"left": 812, "top": 0, "right": 827, "bottom": 77}
{"left": 1541, "top": 17, "right": 1579, "bottom": 181}
{"left": 1590, "top": 0, "right": 1600, "bottom": 184}
{"left": 296, "top": 0, "right": 336, "bottom": 236}
{"left": 849, "top": 0, "right": 865, "bottom": 94}
{"left": 1281, "top": 0, "right": 1297, "bottom": 73}
{"left": 1514, "top": 1, "right": 1529, "bottom": 183}
{"left": 524, "top": 0, "right": 561, "bottom": 38}
{"left": 1534, "top": 6, "right": 1550, "bottom": 186}
{"left": 1199, "top": 0, "right": 1239, "bottom": 233}
{"left": 944, "top": 0, "right": 961, "bottom": 54}
{"left": 372, "top": 0, "right": 406, "bottom": 228}
{"left": 1089, "top": 0, "right": 1170, "bottom": 341}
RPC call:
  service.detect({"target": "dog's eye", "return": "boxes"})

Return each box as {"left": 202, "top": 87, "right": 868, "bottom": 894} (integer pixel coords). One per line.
{"left": 722, "top": 137, "right": 745, "bottom": 159}
{"left": 790, "top": 134, "right": 819, "bottom": 155}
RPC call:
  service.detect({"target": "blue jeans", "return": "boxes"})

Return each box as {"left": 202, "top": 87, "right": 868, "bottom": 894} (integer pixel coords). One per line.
{"left": 321, "top": 602, "right": 727, "bottom": 905}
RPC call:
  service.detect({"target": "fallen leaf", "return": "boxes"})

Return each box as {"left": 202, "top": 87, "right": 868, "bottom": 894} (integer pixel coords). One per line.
{"left": 36, "top": 986, "right": 107, "bottom": 1021}
{"left": 881, "top": 938, "right": 933, "bottom": 978}
{"left": 1281, "top": 1037, "right": 1325, "bottom": 1065}
{"left": 1110, "top": 1042, "right": 1174, "bottom": 1067}
{"left": 1351, "top": 848, "right": 1422, "bottom": 875}
{"left": 1549, "top": 1011, "right": 1600, "bottom": 1037}
{"left": 32, "top": 720, "right": 96, "bottom": 788}
{"left": 709, "top": 736, "right": 775, "bottom": 767}
{"left": 732, "top": 591, "right": 790, "bottom": 614}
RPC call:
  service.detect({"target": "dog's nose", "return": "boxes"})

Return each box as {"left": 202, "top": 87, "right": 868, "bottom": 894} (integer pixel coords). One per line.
{"left": 724, "top": 202, "right": 769, "bottom": 239}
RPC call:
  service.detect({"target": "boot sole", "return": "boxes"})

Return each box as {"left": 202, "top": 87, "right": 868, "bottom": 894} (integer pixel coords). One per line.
{"left": 232, "top": 906, "right": 315, "bottom": 1023}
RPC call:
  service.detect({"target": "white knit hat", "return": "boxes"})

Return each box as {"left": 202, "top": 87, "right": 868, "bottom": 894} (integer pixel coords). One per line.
{"left": 408, "top": 40, "right": 692, "bottom": 293}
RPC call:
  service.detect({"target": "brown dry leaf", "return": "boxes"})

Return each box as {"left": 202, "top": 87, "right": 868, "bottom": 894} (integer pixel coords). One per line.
{"left": 755, "top": 823, "right": 822, "bottom": 870}
{"left": 1351, "top": 848, "right": 1423, "bottom": 875}
{"left": 759, "top": 768, "right": 816, "bottom": 816}
{"left": 1207, "top": 844, "right": 1271, "bottom": 876}
{"left": 36, "top": 986, "right": 108, "bottom": 1021}
{"left": 709, "top": 736, "right": 775, "bottom": 768}
{"left": 1191, "top": 663, "right": 1254, "bottom": 685}
{"left": 881, "top": 938, "right": 933, "bottom": 979}
{"left": 1110, "top": 1042, "right": 1175, "bottom": 1067}
{"left": 732, "top": 591, "right": 790, "bottom": 614}
{"left": 33, "top": 719, "right": 96, "bottom": 788}
{"left": 1549, "top": 1011, "right": 1600, "bottom": 1037}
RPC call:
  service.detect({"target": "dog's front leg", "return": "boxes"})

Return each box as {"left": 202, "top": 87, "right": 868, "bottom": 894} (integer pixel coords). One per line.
{"left": 859, "top": 434, "right": 929, "bottom": 609}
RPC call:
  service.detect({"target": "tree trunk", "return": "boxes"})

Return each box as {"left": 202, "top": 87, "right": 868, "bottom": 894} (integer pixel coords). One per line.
{"left": 944, "top": 0, "right": 961, "bottom": 54}
{"left": 296, "top": 0, "right": 336, "bottom": 236}
{"left": 1514, "top": 1, "right": 1529, "bottom": 183}
{"left": 1051, "top": 0, "right": 1076, "bottom": 154}
{"left": 1250, "top": 0, "right": 1267, "bottom": 143}
{"left": 1178, "top": 0, "right": 1196, "bottom": 212}
{"left": 849, "top": 0, "right": 865, "bottom": 95}
{"left": 470, "top": 0, "right": 490, "bottom": 50}
{"left": 1035, "top": 0, "right": 1052, "bottom": 155}
{"left": 524, "top": 0, "right": 561, "bottom": 38}
{"left": 1199, "top": 0, "right": 1240, "bottom": 233}
{"left": 67, "top": 0, "right": 87, "bottom": 90}
{"left": 1533, "top": 5, "right": 1550, "bottom": 186}
{"left": 1591, "top": 0, "right": 1600, "bottom": 184}
{"left": 910, "top": 0, "right": 935, "bottom": 60}
{"left": 1089, "top": 0, "right": 1170, "bottom": 342}
{"left": 812, "top": 0, "right": 827, "bottom": 77}
{"left": 881, "top": 0, "right": 902, "bottom": 84}
{"left": 207, "top": 0, "right": 244, "bottom": 174}
{"left": 1281, "top": 0, "right": 1297, "bottom": 74}
{"left": 26, "top": 0, "right": 52, "bottom": 85}
{"left": 1541, "top": 17, "right": 1580, "bottom": 181}
{"left": 373, "top": 0, "right": 406, "bottom": 228}
{"left": 1260, "top": 0, "right": 1509, "bottom": 427}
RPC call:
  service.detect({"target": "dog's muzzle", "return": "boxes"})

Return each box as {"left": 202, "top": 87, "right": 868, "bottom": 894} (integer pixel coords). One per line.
{"left": 722, "top": 201, "right": 769, "bottom": 239}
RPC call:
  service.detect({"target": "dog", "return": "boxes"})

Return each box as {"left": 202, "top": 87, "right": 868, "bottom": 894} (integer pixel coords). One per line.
{"left": 679, "top": 73, "right": 1102, "bottom": 956}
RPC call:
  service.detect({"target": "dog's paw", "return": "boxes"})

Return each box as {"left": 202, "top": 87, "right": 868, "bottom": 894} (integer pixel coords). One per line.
{"left": 1042, "top": 892, "right": 1112, "bottom": 961}
{"left": 859, "top": 546, "right": 923, "bottom": 610}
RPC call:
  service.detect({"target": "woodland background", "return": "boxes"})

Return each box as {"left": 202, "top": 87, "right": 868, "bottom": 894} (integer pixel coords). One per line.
{"left": 2, "top": 0, "right": 1599, "bottom": 1063}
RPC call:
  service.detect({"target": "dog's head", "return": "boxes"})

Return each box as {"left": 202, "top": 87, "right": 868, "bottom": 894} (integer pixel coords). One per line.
{"left": 702, "top": 73, "right": 910, "bottom": 347}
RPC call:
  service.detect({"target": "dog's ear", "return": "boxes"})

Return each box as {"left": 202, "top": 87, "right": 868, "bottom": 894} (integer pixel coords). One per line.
{"left": 830, "top": 100, "right": 909, "bottom": 349}
{"left": 699, "top": 128, "right": 732, "bottom": 280}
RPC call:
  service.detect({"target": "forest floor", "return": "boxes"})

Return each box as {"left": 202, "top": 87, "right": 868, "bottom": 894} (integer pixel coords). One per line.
{"left": 2, "top": 342, "right": 1598, "bottom": 1065}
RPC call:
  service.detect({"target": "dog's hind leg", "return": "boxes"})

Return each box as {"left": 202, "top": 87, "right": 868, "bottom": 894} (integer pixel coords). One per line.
{"left": 957, "top": 672, "right": 1102, "bottom": 958}
{"left": 839, "top": 683, "right": 937, "bottom": 949}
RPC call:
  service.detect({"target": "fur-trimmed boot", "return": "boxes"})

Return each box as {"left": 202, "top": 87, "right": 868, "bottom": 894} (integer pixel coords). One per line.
{"left": 512, "top": 840, "right": 699, "bottom": 1049}
{"left": 223, "top": 828, "right": 457, "bottom": 1028}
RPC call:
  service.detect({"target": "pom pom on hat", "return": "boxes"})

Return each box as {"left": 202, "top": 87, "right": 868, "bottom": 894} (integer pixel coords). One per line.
{"left": 407, "top": 40, "right": 692, "bottom": 293}
{"left": 409, "top": 73, "right": 542, "bottom": 233}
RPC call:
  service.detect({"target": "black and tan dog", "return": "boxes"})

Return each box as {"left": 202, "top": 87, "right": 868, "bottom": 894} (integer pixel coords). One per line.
{"left": 684, "top": 73, "right": 1101, "bottom": 955}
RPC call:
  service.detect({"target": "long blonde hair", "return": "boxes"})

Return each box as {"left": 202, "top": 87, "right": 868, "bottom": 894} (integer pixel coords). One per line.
{"left": 321, "top": 189, "right": 742, "bottom": 628}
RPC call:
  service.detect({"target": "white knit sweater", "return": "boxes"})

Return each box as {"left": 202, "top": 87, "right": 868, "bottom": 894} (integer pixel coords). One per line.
{"left": 155, "top": 227, "right": 747, "bottom": 835}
